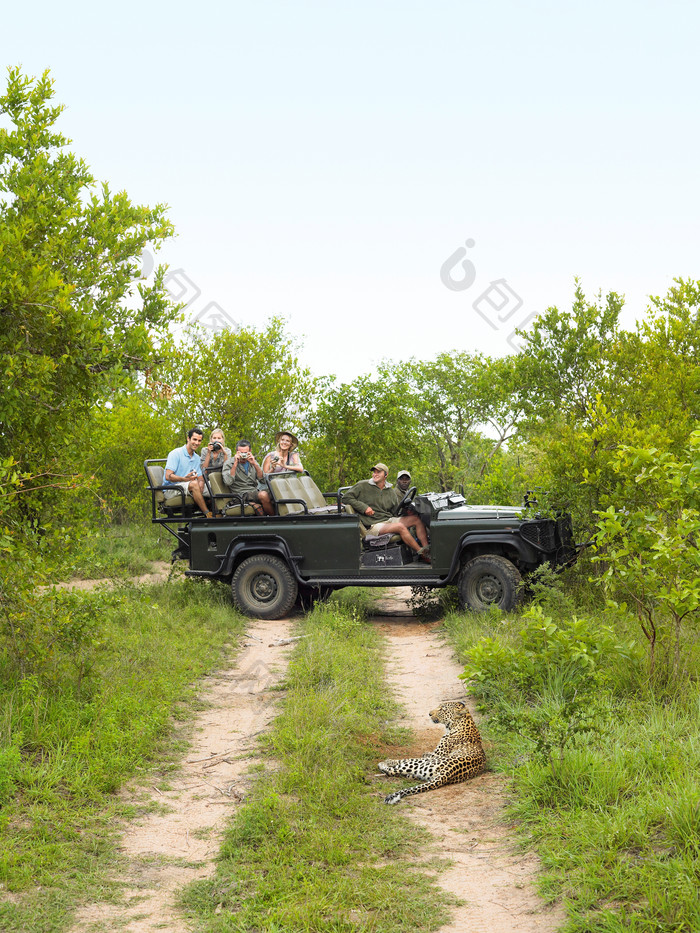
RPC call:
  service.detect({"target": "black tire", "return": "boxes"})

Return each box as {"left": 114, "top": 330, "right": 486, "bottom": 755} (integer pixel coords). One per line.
{"left": 458, "top": 554, "right": 522, "bottom": 612}
{"left": 232, "top": 555, "right": 298, "bottom": 620}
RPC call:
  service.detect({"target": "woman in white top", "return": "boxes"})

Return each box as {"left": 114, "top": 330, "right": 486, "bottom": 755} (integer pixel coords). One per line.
{"left": 262, "top": 430, "right": 304, "bottom": 474}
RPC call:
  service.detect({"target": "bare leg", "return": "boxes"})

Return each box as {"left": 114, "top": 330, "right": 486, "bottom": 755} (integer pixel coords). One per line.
{"left": 187, "top": 479, "right": 210, "bottom": 514}
{"left": 374, "top": 521, "right": 422, "bottom": 553}
{"left": 400, "top": 515, "right": 429, "bottom": 548}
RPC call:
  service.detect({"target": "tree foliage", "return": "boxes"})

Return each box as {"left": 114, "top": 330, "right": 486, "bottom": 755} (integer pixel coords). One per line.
{"left": 403, "top": 353, "right": 520, "bottom": 491}
{"left": 307, "top": 353, "right": 524, "bottom": 495}
{"left": 87, "top": 391, "right": 180, "bottom": 523}
{"left": 306, "top": 371, "right": 414, "bottom": 488}
{"left": 154, "top": 317, "right": 322, "bottom": 456}
{"left": 513, "top": 281, "right": 624, "bottom": 422}
{"left": 508, "top": 279, "right": 700, "bottom": 537}
{"left": 592, "top": 434, "right": 700, "bottom": 679}
{"left": 0, "top": 67, "right": 177, "bottom": 472}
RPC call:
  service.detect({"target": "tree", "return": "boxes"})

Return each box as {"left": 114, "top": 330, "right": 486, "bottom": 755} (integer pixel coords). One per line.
{"left": 0, "top": 68, "right": 177, "bottom": 473}
{"left": 591, "top": 434, "right": 700, "bottom": 680}
{"left": 307, "top": 353, "right": 522, "bottom": 493}
{"left": 513, "top": 281, "right": 624, "bottom": 423}
{"left": 404, "top": 353, "right": 521, "bottom": 491}
{"left": 87, "top": 391, "right": 181, "bottom": 523}
{"left": 306, "top": 372, "right": 416, "bottom": 488}
{"left": 608, "top": 278, "right": 700, "bottom": 449}
{"left": 511, "top": 279, "right": 700, "bottom": 536}
{"left": 154, "top": 318, "right": 321, "bottom": 455}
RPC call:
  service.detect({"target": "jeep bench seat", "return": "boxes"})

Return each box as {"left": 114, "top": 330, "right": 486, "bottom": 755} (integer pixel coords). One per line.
{"left": 145, "top": 461, "right": 256, "bottom": 518}
{"left": 266, "top": 472, "right": 346, "bottom": 516}
{"left": 145, "top": 461, "right": 198, "bottom": 516}
{"left": 207, "top": 470, "right": 257, "bottom": 517}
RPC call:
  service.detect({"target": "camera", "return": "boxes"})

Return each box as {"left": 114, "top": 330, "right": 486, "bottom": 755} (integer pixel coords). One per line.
{"left": 239, "top": 451, "right": 249, "bottom": 459}
{"left": 212, "top": 442, "right": 222, "bottom": 452}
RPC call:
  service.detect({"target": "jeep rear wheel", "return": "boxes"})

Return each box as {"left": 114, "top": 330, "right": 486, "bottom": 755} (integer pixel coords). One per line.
{"left": 459, "top": 554, "right": 521, "bottom": 612}
{"left": 232, "top": 555, "right": 298, "bottom": 619}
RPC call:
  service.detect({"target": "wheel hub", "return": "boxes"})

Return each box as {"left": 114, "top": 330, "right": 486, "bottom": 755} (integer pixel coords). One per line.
{"left": 476, "top": 573, "right": 503, "bottom": 604}
{"left": 250, "top": 572, "right": 277, "bottom": 603}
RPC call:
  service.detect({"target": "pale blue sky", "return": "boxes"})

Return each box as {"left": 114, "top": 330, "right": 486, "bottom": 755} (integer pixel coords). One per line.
{"left": 3, "top": 0, "right": 699, "bottom": 380}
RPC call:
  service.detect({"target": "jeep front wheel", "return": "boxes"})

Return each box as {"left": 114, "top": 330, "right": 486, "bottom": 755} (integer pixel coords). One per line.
{"left": 232, "top": 555, "right": 298, "bottom": 619}
{"left": 459, "top": 554, "right": 521, "bottom": 612}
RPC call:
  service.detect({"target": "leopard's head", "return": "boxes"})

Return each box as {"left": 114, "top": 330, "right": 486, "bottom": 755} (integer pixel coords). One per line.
{"left": 429, "top": 700, "right": 468, "bottom": 728}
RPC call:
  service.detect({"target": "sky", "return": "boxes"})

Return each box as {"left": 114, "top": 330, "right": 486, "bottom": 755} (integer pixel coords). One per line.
{"left": 3, "top": 0, "right": 699, "bottom": 382}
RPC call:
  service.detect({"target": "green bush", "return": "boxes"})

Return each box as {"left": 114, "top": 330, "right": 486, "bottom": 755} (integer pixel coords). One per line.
{"left": 461, "top": 607, "right": 636, "bottom": 764}
{"left": 0, "top": 572, "right": 109, "bottom": 688}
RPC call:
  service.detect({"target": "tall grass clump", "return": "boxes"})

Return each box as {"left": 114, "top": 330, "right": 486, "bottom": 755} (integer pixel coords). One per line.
{"left": 182, "top": 592, "right": 456, "bottom": 933}
{"left": 0, "top": 574, "right": 244, "bottom": 933}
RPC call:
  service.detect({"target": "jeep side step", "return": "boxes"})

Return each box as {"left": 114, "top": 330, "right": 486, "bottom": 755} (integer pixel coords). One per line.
{"left": 305, "top": 575, "right": 446, "bottom": 587}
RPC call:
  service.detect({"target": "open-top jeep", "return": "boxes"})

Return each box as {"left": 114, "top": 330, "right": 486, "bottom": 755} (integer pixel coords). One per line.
{"left": 145, "top": 462, "right": 578, "bottom": 619}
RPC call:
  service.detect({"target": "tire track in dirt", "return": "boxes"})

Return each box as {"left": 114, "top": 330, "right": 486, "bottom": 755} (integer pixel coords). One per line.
{"left": 41, "top": 562, "right": 175, "bottom": 594}
{"left": 372, "top": 588, "right": 565, "bottom": 933}
{"left": 71, "top": 616, "right": 294, "bottom": 933}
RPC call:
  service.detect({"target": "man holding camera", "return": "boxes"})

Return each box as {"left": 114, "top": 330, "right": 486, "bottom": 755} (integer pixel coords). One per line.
{"left": 163, "top": 427, "right": 212, "bottom": 516}
{"left": 222, "top": 440, "right": 274, "bottom": 515}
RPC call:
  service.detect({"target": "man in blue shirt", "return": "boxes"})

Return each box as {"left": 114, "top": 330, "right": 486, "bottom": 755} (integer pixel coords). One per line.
{"left": 164, "top": 427, "right": 211, "bottom": 516}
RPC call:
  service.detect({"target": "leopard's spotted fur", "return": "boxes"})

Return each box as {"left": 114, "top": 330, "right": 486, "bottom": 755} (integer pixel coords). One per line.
{"left": 378, "top": 700, "right": 485, "bottom": 804}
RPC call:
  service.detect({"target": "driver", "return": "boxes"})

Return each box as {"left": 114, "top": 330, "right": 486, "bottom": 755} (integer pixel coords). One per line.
{"left": 395, "top": 470, "right": 413, "bottom": 497}
{"left": 342, "top": 463, "right": 430, "bottom": 562}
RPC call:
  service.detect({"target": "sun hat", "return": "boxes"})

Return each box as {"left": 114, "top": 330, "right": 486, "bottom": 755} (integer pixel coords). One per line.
{"left": 274, "top": 430, "right": 299, "bottom": 450}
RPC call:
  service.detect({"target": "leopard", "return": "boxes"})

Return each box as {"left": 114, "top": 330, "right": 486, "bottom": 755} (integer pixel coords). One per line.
{"left": 378, "top": 699, "right": 485, "bottom": 804}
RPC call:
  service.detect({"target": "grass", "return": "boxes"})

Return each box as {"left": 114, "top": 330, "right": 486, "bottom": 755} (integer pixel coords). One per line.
{"left": 57, "top": 520, "right": 172, "bottom": 580}
{"left": 442, "top": 600, "right": 700, "bottom": 933}
{"left": 180, "top": 592, "right": 457, "bottom": 933}
{"left": 0, "top": 575, "right": 246, "bottom": 933}
{"left": 9, "top": 518, "right": 175, "bottom": 585}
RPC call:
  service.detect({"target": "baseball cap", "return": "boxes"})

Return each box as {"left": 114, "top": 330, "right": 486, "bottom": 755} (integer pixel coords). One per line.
{"left": 371, "top": 462, "right": 389, "bottom": 474}
{"left": 397, "top": 470, "right": 412, "bottom": 479}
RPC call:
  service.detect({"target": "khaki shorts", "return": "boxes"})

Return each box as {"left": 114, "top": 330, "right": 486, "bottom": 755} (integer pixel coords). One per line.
{"left": 367, "top": 521, "right": 395, "bottom": 536}
{"left": 164, "top": 481, "right": 193, "bottom": 499}
{"left": 233, "top": 489, "right": 264, "bottom": 504}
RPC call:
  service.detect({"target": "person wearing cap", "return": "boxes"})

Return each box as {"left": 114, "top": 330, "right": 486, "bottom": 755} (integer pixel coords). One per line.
{"left": 262, "top": 431, "right": 304, "bottom": 474}
{"left": 342, "top": 464, "right": 430, "bottom": 561}
{"left": 395, "top": 470, "right": 413, "bottom": 499}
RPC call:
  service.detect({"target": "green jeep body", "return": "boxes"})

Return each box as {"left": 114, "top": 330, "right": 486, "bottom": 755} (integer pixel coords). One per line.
{"left": 145, "top": 462, "right": 577, "bottom": 619}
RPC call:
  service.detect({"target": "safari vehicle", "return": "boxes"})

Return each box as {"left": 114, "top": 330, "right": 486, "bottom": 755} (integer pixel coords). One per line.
{"left": 145, "top": 462, "right": 578, "bottom": 619}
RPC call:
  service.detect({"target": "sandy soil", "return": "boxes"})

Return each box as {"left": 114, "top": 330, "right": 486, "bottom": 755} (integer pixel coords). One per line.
{"left": 68, "top": 575, "right": 564, "bottom": 932}
{"left": 372, "top": 588, "right": 565, "bottom": 933}
{"left": 47, "top": 561, "right": 175, "bottom": 592}
{"left": 70, "top": 616, "right": 295, "bottom": 933}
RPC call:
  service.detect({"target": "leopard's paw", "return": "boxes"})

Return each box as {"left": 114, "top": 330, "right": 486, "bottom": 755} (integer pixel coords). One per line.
{"left": 378, "top": 760, "right": 397, "bottom": 773}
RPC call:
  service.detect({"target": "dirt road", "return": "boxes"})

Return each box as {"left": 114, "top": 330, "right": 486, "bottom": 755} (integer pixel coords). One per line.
{"left": 70, "top": 584, "right": 563, "bottom": 932}
{"left": 372, "top": 588, "right": 564, "bottom": 933}
{"left": 71, "top": 616, "right": 295, "bottom": 933}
